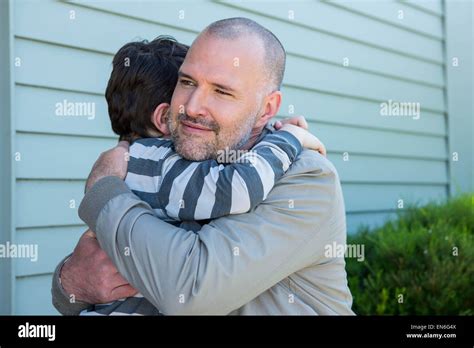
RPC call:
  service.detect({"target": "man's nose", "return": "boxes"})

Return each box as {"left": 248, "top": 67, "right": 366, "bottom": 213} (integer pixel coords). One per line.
{"left": 185, "top": 87, "right": 209, "bottom": 119}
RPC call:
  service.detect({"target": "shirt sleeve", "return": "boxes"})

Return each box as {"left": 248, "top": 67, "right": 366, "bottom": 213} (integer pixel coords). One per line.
{"left": 51, "top": 254, "right": 93, "bottom": 315}
{"left": 159, "top": 130, "right": 302, "bottom": 220}
{"left": 78, "top": 151, "right": 344, "bottom": 315}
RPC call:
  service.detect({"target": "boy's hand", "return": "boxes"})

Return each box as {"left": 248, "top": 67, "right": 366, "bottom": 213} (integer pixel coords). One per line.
{"left": 276, "top": 116, "right": 327, "bottom": 156}
{"left": 280, "top": 124, "right": 326, "bottom": 156}
{"left": 274, "top": 115, "right": 308, "bottom": 130}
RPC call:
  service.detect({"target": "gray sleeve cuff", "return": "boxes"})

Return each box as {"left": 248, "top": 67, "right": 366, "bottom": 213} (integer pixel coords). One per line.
{"left": 51, "top": 254, "right": 92, "bottom": 315}
{"left": 78, "top": 176, "right": 131, "bottom": 231}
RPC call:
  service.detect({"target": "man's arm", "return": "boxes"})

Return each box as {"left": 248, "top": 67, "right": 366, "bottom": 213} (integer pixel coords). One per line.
{"left": 78, "top": 150, "right": 343, "bottom": 315}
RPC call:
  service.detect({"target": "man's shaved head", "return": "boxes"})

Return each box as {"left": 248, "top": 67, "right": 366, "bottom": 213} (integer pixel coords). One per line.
{"left": 200, "top": 17, "right": 286, "bottom": 92}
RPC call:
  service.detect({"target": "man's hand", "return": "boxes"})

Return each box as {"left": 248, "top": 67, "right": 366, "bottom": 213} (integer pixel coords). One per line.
{"left": 85, "top": 141, "right": 130, "bottom": 192}
{"left": 60, "top": 230, "right": 138, "bottom": 304}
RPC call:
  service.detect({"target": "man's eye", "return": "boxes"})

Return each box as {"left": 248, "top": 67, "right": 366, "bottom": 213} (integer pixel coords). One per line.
{"left": 216, "top": 89, "right": 231, "bottom": 96}
{"left": 180, "top": 79, "right": 194, "bottom": 86}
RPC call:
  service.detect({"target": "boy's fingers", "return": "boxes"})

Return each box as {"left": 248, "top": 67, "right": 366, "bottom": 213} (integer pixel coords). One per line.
{"left": 320, "top": 144, "right": 327, "bottom": 157}
{"left": 305, "top": 136, "right": 327, "bottom": 157}
{"left": 274, "top": 120, "right": 282, "bottom": 129}
{"left": 297, "top": 116, "right": 309, "bottom": 130}
{"left": 314, "top": 138, "right": 327, "bottom": 157}
{"left": 289, "top": 115, "right": 308, "bottom": 129}
{"left": 280, "top": 115, "right": 309, "bottom": 129}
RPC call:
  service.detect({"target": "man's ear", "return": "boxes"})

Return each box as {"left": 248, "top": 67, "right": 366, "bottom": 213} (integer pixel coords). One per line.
{"left": 151, "top": 103, "right": 170, "bottom": 136}
{"left": 255, "top": 91, "right": 282, "bottom": 129}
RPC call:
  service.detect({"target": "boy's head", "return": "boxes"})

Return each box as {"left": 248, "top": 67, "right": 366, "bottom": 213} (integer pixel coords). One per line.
{"left": 106, "top": 36, "right": 188, "bottom": 142}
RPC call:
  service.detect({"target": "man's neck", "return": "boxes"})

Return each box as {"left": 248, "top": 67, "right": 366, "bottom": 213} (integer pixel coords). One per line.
{"left": 239, "top": 124, "right": 270, "bottom": 151}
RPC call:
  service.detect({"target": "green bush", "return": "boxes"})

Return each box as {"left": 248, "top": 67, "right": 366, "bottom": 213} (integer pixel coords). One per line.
{"left": 346, "top": 194, "right": 474, "bottom": 315}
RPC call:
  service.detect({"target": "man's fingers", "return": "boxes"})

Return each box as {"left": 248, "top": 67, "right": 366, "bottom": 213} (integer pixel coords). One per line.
{"left": 117, "top": 140, "right": 130, "bottom": 150}
{"left": 110, "top": 284, "right": 139, "bottom": 300}
{"left": 83, "top": 229, "right": 97, "bottom": 239}
{"left": 111, "top": 270, "right": 130, "bottom": 284}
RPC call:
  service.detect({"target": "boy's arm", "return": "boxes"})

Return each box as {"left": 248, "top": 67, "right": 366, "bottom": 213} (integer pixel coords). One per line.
{"left": 160, "top": 130, "right": 302, "bottom": 220}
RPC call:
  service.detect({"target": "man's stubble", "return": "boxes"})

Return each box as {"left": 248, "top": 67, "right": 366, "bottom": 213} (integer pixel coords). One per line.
{"left": 166, "top": 108, "right": 260, "bottom": 161}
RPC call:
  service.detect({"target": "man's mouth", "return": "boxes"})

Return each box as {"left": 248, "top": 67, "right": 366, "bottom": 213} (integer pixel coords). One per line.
{"left": 180, "top": 120, "right": 214, "bottom": 134}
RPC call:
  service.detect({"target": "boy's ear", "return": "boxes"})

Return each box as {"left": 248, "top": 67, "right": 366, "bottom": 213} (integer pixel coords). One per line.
{"left": 151, "top": 103, "right": 170, "bottom": 136}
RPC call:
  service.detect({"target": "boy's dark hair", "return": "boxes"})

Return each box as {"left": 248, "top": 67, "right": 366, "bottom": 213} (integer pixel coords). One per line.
{"left": 105, "top": 36, "right": 188, "bottom": 141}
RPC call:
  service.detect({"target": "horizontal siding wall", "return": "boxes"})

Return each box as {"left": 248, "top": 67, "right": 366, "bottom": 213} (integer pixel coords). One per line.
{"left": 11, "top": 0, "right": 448, "bottom": 314}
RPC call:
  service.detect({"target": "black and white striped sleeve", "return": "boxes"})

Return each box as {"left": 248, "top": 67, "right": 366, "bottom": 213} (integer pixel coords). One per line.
{"left": 160, "top": 130, "right": 302, "bottom": 221}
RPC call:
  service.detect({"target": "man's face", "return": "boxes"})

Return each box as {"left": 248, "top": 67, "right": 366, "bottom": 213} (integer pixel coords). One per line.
{"left": 167, "top": 34, "right": 267, "bottom": 160}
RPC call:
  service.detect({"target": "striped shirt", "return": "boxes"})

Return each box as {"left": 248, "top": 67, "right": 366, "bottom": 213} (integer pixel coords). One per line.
{"left": 124, "top": 129, "right": 301, "bottom": 222}
{"left": 80, "top": 127, "right": 302, "bottom": 316}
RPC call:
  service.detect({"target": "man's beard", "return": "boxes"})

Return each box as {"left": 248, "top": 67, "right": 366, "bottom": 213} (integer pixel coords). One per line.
{"left": 167, "top": 110, "right": 258, "bottom": 161}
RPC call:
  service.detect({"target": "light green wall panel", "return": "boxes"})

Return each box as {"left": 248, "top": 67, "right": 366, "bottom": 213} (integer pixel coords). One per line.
{"left": 16, "top": 133, "right": 114, "bottom": 179}
{"left": 0, "top": 0, "right": 15, "bottom": 315}
{"left": 15, "top": 226, "right": 85, "bottom": 277}
{"left": 402, "top": 0, "right": 443, "bottom": 16}
{"left": 326, "top": 0, "right": 443, "bottom": 39}
{"left": 445, "top": 0, "right": 474, "bottom": 194}
{"left": 16, "top": 180, "right": 86, "bottom": 228}
{"left": 16, "top": 274, "right": 59, "bottom": 314}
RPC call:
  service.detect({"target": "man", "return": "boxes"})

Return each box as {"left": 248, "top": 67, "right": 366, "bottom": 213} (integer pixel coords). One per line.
{"left": 52, "top": 17, "right": 354, "bottom": 315}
